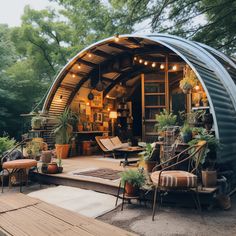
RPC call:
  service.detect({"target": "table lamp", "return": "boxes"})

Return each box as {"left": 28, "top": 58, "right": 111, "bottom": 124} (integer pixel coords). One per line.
{"left": 109, "top": 111, "right": 117, "bottom": 136}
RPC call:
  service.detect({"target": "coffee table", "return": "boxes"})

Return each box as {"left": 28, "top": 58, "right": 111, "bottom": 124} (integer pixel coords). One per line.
{"left": 116, "top": 146, "right": 144, "bottom": 167}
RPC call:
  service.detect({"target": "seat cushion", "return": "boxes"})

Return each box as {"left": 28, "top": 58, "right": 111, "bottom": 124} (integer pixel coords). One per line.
{"left": 3, "top": 159, "right": 37, "bottom": 169}
{"left": 151, "top": 170, "right": 197, "bottom": 188}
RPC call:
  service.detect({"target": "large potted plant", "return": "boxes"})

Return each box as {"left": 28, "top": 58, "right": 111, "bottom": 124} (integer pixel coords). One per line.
{"left": 52, "top": 108, "right": 73, "bottom": 159}
{"left": 188, "top": 129, "right": 219, "bottom": 187}
{"left": 119, "top": 169, "right": 145, "bottom": 197}
{"left": 179, "top": 65, "right": 198, "bottom": 94}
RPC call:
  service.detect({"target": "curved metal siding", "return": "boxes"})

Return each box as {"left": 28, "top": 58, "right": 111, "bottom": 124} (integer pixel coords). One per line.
{"left": 150, "top": 35, "right": 236, "bottom": 163}
{"left": 42, "top": 34, "right": 236, "bottom": 162}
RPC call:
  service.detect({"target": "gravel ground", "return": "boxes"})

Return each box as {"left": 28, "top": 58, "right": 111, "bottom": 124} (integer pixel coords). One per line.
{"left": 98, "top": 195, "right": 236, "bottom": 236}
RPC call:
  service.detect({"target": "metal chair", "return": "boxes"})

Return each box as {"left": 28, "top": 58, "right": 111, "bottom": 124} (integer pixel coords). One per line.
{"left": 151, "top": 141, "right": 207, "bottom": 220}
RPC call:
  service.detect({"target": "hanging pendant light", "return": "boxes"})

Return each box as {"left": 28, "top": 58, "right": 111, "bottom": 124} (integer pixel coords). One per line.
{"left": 96, "top": 64, "right": 103, "bottom": 91}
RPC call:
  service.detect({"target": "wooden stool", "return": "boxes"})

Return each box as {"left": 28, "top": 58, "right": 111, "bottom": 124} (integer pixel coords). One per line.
{"left": 1, "top": 159, "right": 38, "bottom": 193}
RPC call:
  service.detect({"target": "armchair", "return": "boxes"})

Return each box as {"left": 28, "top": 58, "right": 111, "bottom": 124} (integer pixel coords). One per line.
{"left": 151, "top": 141, "right": 207, "bottom": 220}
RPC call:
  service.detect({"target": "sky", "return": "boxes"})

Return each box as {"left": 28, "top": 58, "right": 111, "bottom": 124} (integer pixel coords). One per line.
{"left": 0, "top": 0, "right": 57, "bottom": 26}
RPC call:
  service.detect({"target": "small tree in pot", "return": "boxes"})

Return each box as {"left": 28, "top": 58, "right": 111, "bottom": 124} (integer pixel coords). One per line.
{"left": 120, "top": 169, "right": 145, "bottom": 197}
{"left": 52, "top": 108, "right": 74, "bottom": 159}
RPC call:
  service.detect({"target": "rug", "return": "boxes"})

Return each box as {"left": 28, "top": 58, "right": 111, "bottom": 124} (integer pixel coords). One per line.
{"left": 28, "top": 186, "right": 121, "bottom": 218}
{"left": 73, "top": 168, "right": 122, "bottom": 180}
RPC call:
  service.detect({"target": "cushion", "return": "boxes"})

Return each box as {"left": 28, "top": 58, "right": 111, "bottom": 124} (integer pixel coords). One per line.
{"left": 151, "top": 170, "right": 197, "bottom": 188}
{"left": 100, "top": 138, "right": 115, "bottom": 151}
{"left": 3, "top": 159, "right": 37, "bottom": 169}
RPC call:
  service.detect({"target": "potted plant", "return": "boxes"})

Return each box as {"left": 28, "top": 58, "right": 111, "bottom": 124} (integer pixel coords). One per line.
{"left": 139, "top": 143, "right": 159, "bottom": 172}
{"left": 188, "top": 129, "right": 219, "bottom": 187}
{"left": 52, "top": 108, "right": 73, "bottom": 159}
{"left": 155, "top": 109, "right": 177, "bottom": 139}
{"left": 201, "top": 93, "right": 209, "bottom": 107}
{"left": 180, "top": 123, "right": 192, "bottom": 143}
{"left": 31, "top": 115, "right": 45, "bottom": 130}
{"left": 179, "top": 65, "right": 198, "bottom": 94}
{"left": 119, "top": 169, "right": 145, "bottom": 197}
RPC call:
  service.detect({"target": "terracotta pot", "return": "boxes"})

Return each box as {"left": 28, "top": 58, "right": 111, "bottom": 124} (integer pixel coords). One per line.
{"left": 41, "top": 150, "right": 52, "bottom": 163}
{"left": 47, "top": 162, "right": 58, "bottom": 174}
{"left": 77, "top": 124, "right": 83, "bottom": 132}
{"left": 125, "top": 182, "right": 139, "bottom": 197}
{"left": 55, "top": 144, "right": 70, "bottom": 159}
{"left": 202, "top": 170, "right": 217, "bottom": 187}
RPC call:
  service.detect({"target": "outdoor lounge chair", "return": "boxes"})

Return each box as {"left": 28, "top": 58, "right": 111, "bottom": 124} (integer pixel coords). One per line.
{"left": 150, "top": 140, "right": 207, "bottom": 220}
{"left": 95, "top": 136, "right": 129, "bottom": 159}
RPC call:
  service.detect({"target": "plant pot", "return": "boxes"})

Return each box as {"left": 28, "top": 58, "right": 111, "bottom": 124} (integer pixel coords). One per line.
{"left": 55, "top": 144, "right": 70, "bottom": 159}
{"left": 125, "top": 182, "right": 139, "bottom": 197}
{"left": 41, "top": 150, "right": 52, "bottom": 163}
{"left": 201, "top": 170, "right": 217, "bottom": 187}
{"left": 77, "top": 124, "right": 83, "bottom": 132}
{"left": 47, "top": 162, "right": 58, "bottom": 174}
{"left": 58, "top": 166, "right": 63, "bottom": 173}
{"left": 181, "top": 132, "right": 192, "bottom": 143}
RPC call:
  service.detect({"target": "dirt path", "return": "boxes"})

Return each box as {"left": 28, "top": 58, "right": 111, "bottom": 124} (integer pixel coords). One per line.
{"left": 98, "top": 196, "right": 236, "bottom": 236}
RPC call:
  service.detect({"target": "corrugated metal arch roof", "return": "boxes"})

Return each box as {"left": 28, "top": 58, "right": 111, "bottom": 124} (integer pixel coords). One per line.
{"left": 43, "top": 34, "right": 236, "bottom": 163}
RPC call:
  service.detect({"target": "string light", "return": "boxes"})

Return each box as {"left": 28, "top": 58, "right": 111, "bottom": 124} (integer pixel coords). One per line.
{"left": 107, "top": 108, "right": 110, "bottom": 111}
{"left": 195, "top": 85, "right": 200, "bottom": 90}
{"left": 139, "top": 59, "right": 143, "bottom": 63}
{"left": 134, "top": 56, "right": 137, "bottom": 61}
{"left": 78, "top": 63, "right": 81, "bottom": 69}
{"left": 160, "top": 64, "right": 165, "bottom": 69}
{"left": 172, "top": 65, "right": 177, "bottom": 71}
{"left": 144, "top": 61, "right": 148, "bottom": 66}
{"left": 72, "top": 74, "right": 76, "bottom": 78}
{"left": 152, "top": 62, "right": 156, "bottom": 68}
{"left": 86, "top": 102, "right": 90, "bottom": 105}
{"left": 88, "top": 52, "right": 92, "bottom": 58}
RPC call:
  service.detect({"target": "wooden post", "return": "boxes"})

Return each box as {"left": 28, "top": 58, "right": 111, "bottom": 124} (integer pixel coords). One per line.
{"left": 141, "top": 73, "right": 145, "bottom": 141}
{"left": 165, "top": 55, "right": 169, "bottom": 111}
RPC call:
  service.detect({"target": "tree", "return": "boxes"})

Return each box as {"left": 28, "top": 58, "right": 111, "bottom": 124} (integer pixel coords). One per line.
{"left": 109, "top": 0, "right": 236, "bottom": 55}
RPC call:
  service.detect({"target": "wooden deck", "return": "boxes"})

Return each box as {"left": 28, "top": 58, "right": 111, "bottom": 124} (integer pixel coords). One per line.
{"left": 35, "top": 155, "right": 136, "bottom": 195}
{"left": 0, "top": 193, "right": 136, "bottom": 236}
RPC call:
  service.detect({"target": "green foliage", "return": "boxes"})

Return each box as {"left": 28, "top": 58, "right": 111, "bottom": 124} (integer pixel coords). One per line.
{"left": 0, "top": 136, "right": 16, "bottom": 155}
{"left": 179, "top": 65, "right": 198, "bottom": 92}
{"left": 139, "top": 143, "right": 154, "bottom": 161}
{"left": 120, "top": 169, "right": 145, "bottom": 188}
{"left": 155, "top": 109, "right": 177, "bottom": 131}
{"left": 25, "top": 141, "right": 41, "bottom": 158}
{"left": 181, "top": 123, "right": 192, "bottom": 135}
{"left": 52, "top": 108, "right": 74, "bottom": 144}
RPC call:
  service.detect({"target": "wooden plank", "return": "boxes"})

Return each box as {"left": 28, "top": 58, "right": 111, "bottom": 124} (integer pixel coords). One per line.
{"left": 0, "top": 194, "right": 40, "bottom": 213}
{"left": 0, "top": 194, "right": 136, "bottom": 236}
{"left": 34, "top": 202, "right": 136, "bottom": 236}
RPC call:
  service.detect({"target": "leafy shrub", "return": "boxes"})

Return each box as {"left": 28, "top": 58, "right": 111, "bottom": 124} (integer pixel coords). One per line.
{"left": 120, "top": 169, "right": 145, "bottom": 188}
{"left": 0, "top": 136, "right": 16, "bottom": 156}
{"left": 155, "top": 109, "right": 177, "bottom": 131}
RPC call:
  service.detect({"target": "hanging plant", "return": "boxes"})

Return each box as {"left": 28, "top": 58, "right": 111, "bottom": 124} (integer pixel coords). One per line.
{"left": 179, "top": 65, "right": 198, "bottom": 94}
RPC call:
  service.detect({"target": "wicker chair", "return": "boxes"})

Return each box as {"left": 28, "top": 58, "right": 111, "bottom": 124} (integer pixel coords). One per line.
{"left": 151, "top": 140, "right": 207, "bottom": 220}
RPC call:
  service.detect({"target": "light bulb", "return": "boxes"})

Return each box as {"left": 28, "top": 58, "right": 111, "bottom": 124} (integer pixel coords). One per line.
{"left": 78, "top": 64, "right": 81, "bottom": 69}
{"left": 144, "top": 61, "right": 148, "bottom": 66}
{"left": 152, "top": 62, "right": 156, "bottom": 68}
{"left": 72, "top": 74, "right": 76, "bottom": 78}
{"left": 134, "top": 56, "right": 137, "bottom": 61}
{"left": 160, "top": 64, "right": 165, "bottom": 69}
{"left": 195, "top": 85, "right": 200, "bottom": 90}
{"left": 172, "top": 65, "right": 177, "bottom": 71}
{"left": 88, "top": 53, "right": 92, "bottom": 58}
{"left": 139, "top": 59, "right": 143, "bottom": 63}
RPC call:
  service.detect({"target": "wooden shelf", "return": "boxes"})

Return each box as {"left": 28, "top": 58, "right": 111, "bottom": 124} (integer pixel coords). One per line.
{"left": 145, "top": 105, "right": 166, "bottom": 108}
{"left": 145, "top": 119, "right": 156, "bottom": 122}
{"left": 145, "top": 132, "right": 159, "bottom": 136}
{"left": 145, "top": 93, "right": 165, "bottom": 96}
{"left": 192, "top": 106, "right": 210, "bottom": 110}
